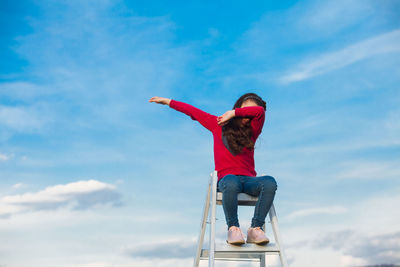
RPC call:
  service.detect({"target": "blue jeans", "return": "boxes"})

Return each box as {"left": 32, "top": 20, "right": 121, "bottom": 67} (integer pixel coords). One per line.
{"left": 217, "top": 174, "right": 277, "bottom": 229}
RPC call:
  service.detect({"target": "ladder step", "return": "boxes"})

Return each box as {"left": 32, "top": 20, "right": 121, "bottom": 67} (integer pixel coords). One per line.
{"left": 201, "top": 242, "right": 280, "bottom": 260}
{"left": 200, "top": 250, "right": 264, "bottom": 261}
{"left": 201, "top": 243, "right": 280, "bottom": 261}
{"left": 216, "top": 192, "right": 259, "bottom": 206}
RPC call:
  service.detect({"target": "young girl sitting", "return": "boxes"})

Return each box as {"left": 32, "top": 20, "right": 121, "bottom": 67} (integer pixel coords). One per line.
{"left": 149, "top": 93, "right": 277, "bottom": 245}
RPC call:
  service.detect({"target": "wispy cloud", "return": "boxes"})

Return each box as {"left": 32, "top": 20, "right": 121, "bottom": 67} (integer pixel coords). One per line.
{"left": 12, "top": 183, "right": 25, "bottom": 189}
{"left": 296, "top": 0, "right": 374, "bottom": 35}
{"left": 279, "top": 29, "right": 400, "bottom": 84}
{"left": 122, "top": 238, "right": 196, "bottom": 259}
{"left": 65, "top": 259, "right": 194, "bottom": 267}
{"left": 0, "top": 104, "right": 52, "bottom": 133}
{"left": 0, "top": 180, "right": 121, "bottom": 218}
{"left": 0, "top": 152, "right": 10, "bottom": 161}
{"left": 281, "top": 191, "right": 400, "bottom": 266}
{"left": 0, "top": 81, "right": 52, "bottom": 102}
{"left": 0, "top": 0, "right": 192, "bottom": 141}
{"left": 312, "top": 230, "right": 400, "bottom": 265}
{"left": 285, "top": 206, "right": 348, "bottom": 220}
{"left": 335, "top": 161, "right": 400, "bottom": 180}
{"left": 1, "top": 1, "right": 399, "bottom": 267}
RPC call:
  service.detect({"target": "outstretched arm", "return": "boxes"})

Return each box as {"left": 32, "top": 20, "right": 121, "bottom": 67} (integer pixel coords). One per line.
{"left": 149, "top": 96, "right": 171, "bottom": 106}
{"left": 149, "top": 96, "right": 217, "bottom": 132}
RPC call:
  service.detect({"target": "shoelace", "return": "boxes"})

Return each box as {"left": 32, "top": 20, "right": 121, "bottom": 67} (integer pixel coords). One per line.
{"left": 229, "top": 226, "right": 240, "bottom": 232}
{"left": 252, "top": 227, "right": 265, "bottom": 234}
{"left": 229, "top": 227, "right": 245, "bottom": 238}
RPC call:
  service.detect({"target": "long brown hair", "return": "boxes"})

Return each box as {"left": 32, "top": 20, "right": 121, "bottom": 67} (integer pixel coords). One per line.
{"left": 222, "top": 93, "right": 266, "bottom": 156}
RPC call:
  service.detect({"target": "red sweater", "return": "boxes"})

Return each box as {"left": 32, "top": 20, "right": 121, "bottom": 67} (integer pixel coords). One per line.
{"left": 169, "top": 99, "right": 265, "bottom": 181}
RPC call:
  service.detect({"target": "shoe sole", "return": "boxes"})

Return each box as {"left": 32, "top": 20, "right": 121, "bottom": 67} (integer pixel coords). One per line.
{"left": 246, "top": 239, "right": 270, "bottom": 245}
{"left": 226, "top": 240, "right": 245, "bottom": 245}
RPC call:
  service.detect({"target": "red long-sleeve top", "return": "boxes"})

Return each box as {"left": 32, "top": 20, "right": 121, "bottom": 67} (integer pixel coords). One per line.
{"left": 169, "top": 99, "right": 265, "bottom": 181}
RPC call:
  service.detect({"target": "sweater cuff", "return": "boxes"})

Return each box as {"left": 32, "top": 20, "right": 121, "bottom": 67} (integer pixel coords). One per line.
{"left": 234, "top": 107, "right": 244, "bottom": 117}
{"left": 234, "top": 106, "right": 264, "bottom": 117}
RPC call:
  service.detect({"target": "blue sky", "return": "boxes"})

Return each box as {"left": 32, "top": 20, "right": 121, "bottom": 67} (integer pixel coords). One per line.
{"left": 1, "top": 0, "right": 400, "bottom": 266}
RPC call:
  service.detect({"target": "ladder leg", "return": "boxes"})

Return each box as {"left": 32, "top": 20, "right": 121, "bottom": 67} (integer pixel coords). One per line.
{"left": 208, "top": 171, "right": 218, "bottom": 267}
{"left": 269, "top": 203, "right": 289, "bottom": 267}
{"left": 193, "top": 180, "right": 212, "bottom": 267}
{"left": 260, "top": 253, "right": 266, "bottom": 267}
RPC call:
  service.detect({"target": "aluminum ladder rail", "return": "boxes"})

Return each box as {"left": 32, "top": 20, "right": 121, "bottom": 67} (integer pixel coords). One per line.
{"left": 193, "top": 170, "right": 289, "bottom": 267}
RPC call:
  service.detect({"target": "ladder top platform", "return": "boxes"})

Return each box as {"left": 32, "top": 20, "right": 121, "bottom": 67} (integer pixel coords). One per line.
{"left": 216, "top": 192, "right": 258, "bottom": 206}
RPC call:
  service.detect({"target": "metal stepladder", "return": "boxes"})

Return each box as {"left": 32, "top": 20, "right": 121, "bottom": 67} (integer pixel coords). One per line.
{"left": 193, "top": 171, "right": 289, "bottom": 267}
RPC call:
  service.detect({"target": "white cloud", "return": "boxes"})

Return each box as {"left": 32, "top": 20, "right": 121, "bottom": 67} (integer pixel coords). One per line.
{"left": 0, "top": 180, "right": 121, "bottom": 218}
{"left": 0, "top": 1, "right": 192, "bottom": 141}
{"left": 280, "top": 190, "right": 400, "bottom": 266}
{"left": 0, "top": 81, "right": 51, "bottom": 101}
{"left": 64, "top": 259, "right": 194, "bottom": 267}
{"left": 12, "top": 183, "right": 25, "bottom": 189}
{"left": 285, "top": 206, "right": 348, "bottom": 220}
{"left": 312, "top": 230, "right": 400, "bottom": 265}
{"left": 297, "top": 0, "right": 374, "bottom": 35}
{"left": 279, "top": 29, "right": 400, "bottom": 84}
{"left": 66, "top": 263, "right": 112, "bottom": 267}
{"left": 340, "top": 255, "right": 368, "bottom": 267}
{"left": 335, "top": 160, "right": 400, "bottom": 180}
{"left": 122, "top": 237, "right": 197, "bottom": 259}
{"left": 0, "top": 153, "right": 10, "bottom": 161}
{"left": 0, "top": 104, "right": 53, "bottom": 133}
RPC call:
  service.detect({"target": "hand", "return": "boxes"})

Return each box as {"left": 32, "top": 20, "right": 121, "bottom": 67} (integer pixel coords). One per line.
{"left": 217, "top": 110, "right": 235, "bottom": 126}
{"left": 149, "top": 96, "right": 171, "bottom": 106}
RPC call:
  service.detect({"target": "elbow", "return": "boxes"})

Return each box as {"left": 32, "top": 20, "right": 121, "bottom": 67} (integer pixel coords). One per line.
{"left": 254, "top": 108, "right": 265, "bottom": 118}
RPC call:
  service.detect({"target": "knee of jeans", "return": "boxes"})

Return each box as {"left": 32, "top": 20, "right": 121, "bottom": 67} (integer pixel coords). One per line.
{"left": 260, "top": 176, "right": 277, "bottom": 192}
{"left": 221, "top": 179, "right": 240, "bottom": 193}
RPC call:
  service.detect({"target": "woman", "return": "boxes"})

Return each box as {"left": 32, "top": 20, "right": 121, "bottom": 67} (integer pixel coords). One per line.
{"left": 149, "top": 93, "right": 277, "bottom": 245}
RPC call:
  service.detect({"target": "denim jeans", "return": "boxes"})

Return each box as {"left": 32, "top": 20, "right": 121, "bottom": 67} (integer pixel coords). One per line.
{"left": 217, "top": 174, "right": 277, "bottom": 229}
